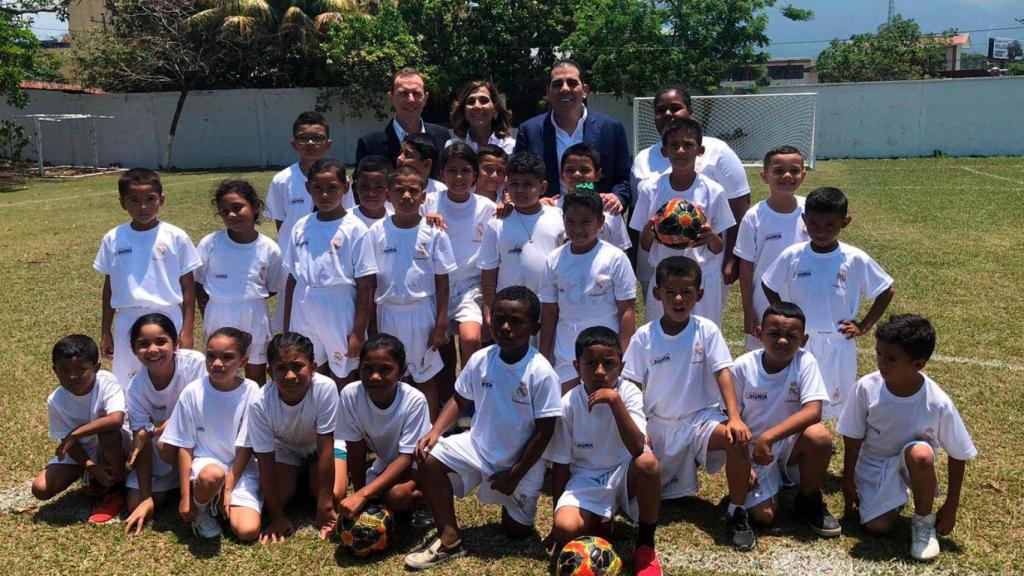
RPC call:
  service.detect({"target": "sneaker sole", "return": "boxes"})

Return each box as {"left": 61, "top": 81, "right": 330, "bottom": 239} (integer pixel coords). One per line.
{"left": 807, "top": 523, "right": 842, "bottom": 538}
{"left": 404, "top": 547, "right": 467, "bottom": 570}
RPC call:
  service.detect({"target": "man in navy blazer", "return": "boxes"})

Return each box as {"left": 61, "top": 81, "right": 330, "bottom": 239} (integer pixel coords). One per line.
{"left": 513, "top": 60, "right": 632, "bottom": 210}
{"left": 355, "top": 68, "right": 449, "bottom": 179}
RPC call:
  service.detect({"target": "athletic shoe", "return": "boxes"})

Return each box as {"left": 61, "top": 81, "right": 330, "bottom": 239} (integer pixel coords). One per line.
{"left": 726, "top": 506, "right": 756, "bottom": 551}
{"left": 87, "top": 492, "right": 125, "bottom": 524}
{"left": 634, "top": 545, "right": 663, "bottom": 576}
{"left": 404, "top": 536, "right": 466, "bottom": 570}
{"left": 192, "top": 503, "right": 222, "bottom": 539}
{"left": 793, "top": 490, "right": 842, "bottom": 537}
{"left": 910, "top": 513, "right": 940, "bottom": 561}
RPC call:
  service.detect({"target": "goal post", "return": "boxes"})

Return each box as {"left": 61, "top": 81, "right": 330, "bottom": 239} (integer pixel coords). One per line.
{"left": 633, "top": 92, "right": 817, "bottom": 169}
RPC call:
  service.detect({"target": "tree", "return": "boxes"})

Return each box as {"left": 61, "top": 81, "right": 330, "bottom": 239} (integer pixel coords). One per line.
{"left": 816, "top": 15, "right": 949, "bottom": 83}
{"left": 0, "top": 11, "right": 61, "bottom": 107}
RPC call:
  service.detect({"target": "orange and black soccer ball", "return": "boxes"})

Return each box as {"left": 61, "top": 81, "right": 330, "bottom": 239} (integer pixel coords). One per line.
{"left": 557, "top": 535, "right": 622, "bottom": 575}
{"left": 337, "top": 503, "right": 393, "bottom": 556}
{"left": 652, "top": 198, "right": 707, "bottom": 249}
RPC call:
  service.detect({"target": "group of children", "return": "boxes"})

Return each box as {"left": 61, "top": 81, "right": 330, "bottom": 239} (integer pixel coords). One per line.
{"left": 32, "top": 107, "right": 975, "bottom": 572}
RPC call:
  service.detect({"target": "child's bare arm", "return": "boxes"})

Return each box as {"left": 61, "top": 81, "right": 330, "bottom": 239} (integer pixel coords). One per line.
{"left": 101, "top": 275, "right": 114, "bottom": 358}
{"left": 179, "top": 272, "right": 196, "bottom": 350}
{"left": 590, "top": 388, "right": 645, "bottom": 456}
{"left": 936, "top": 457, "right": 967, "bottom": 535}
{"left": 429, "top": 274, "right": 450, "bottom": 349}
{"left": 314, "top": 434, "right": 336, "bottom": 529}
{"left": 195, "top": 282, "right": 209, "bottom": 317}
{"left": 762, "top": 282, "right": 782, "bottom": 307}
{"left": 738, "top": 259, "right": 758, "bottom": 336}
{"left": 489, "top": 417, "right": 557, "bottom": 495}
{"left": 345, "top": 440, "right": 368, "bottom": 492}
{"left": 840, "top": 286, "right": 895, "bottom": 339}
{"left": 640, "top": 219, "right": 656, "bottom": 251}
{"left": 177, "top": 447, "right": 194, "bottom": 521}
{"left": 341, "top": 453, "right": 415, "bottom": 519}
{"left": 723, "top": 195, "right": 750, "bottom": 282}
{"left": 283, "top": 275, "right": 296, "bottom": 332}
{"left": 256, "top": 452, "right": 285, "bottom": 521}
{"left": 57, "top": 411, "right": 125, "bottom": 460}
{"left": 551, "top": 462, "right": 570, "bottom": 513}
{"left": 753, "top": 400, "right": 822, "bottom": 465}
{"left": 480, "top": 269, "right": 498, "bottom": 334}
{"left": 416, "top": 393, "right": 472, "bottom": 462}
{"left": 349, "top": 275, "right": 376, "bottom": 357}
{"left": 615, "top": 299, "right": 636, "bottom": 353}
{"left": 841, "top": 435, "right": 863, "bottom": 513}
{"left": 715, "top": 367, "right": 750, "bottom": 446}
{"left": 539, "top": 303, "right": 559, "bottom": 364}
{"left": 222, "top": 446, "right": 252, "bottom": 517}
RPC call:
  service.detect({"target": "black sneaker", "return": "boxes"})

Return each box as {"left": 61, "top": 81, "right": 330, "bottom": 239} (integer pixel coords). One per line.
{"left": 726, "top": 506, "right": 756, "bottom": 551}
{"left": 793, "top": 490, "right": 841, "bottom": 537}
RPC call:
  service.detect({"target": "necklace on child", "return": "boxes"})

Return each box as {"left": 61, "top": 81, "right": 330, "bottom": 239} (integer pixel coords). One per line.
{"left": 514, "top": 211, "right": 535, "bottom": 243}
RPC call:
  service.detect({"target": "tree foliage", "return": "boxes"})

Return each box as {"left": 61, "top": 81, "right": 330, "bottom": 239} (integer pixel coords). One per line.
{"left": 0, "top": 11, "right": 61, "bottom": 107}
{"left": 816, "top": 15, "right": 949, "bottom": 83}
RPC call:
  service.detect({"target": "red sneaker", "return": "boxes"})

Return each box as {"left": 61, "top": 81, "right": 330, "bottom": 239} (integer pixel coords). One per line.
{"left": 88, "top": 492, "right": 125, "bottom": 524}
{"left": 634, "top": 545, "right": 663, "bottom": 576}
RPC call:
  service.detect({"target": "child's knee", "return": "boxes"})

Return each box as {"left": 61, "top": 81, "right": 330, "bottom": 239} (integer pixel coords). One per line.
{"left": 802, "top": 423, "right": 833, "bottom": 451}
{"left": 195, "top": 464, "right": 226, "bottom": 488}
{"left": 633, "top": 452, "right": 661, "bottom": 479}
{"left": 904, "top": 443, "right": 934, "bottom": 470}
{"left": 386, "top": 484, "right": 420, "bottom": 511}
{"left": 551, "top": 512, "right": 585, "bottom": 543}
{"left": 749, "top": 503, "right": 776, "bottom": 526}
{"left": 864, "top": 511, "right": 898, "bottom": 536}
{"left": 501, "top": 511, "right": 533, "bottom": 540}
{"left": 231, "top": 514, "right": 261, "bottom": 543}
{"left": 31, "top": 474, "right": 54, "bottom": 501}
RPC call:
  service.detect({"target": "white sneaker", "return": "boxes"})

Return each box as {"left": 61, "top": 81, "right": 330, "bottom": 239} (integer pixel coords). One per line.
{"left": 910, "top": 513, "right": 940, "bottom": 561}
{"left": 192, "top": 501, "right": 222, "bottom": 539}
{"left": 404, "top": 536, "right": 466, "bottom": 570}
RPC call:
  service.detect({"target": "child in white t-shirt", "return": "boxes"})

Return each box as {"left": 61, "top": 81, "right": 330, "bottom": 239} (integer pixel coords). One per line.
{"left": 735, "top": 146, "right": 808, "bottom": 351}
{"left": 283, "top": 158, "right": 378, "bottom": 388}
{"left": 539, "top": 189, "right": 636, "bottom": 392}
{"left": 123, "top": 313, "right": 207, "bottom": 535}
{"left": 630, "top": 119, "right": 735, "bottom": 327}
{"left": 547, "top": 327, "right": 663, "bottom": 575}
{"left": 405, "top": 287, "right": 562, "bottom": 570}
{"left": 335, "top": 334, "right": 431, "bottom": 522}
{"left": 475, "top": 144, "right": 508, "bottom": 204}
{"left": 762, "top": 186, "right": 895, "bottom": 419}
{"left": 731, "top": 303, "right": 839, "bottom": 548}
{"left": 161, "top": 328, "right": 262, "bottom": 541}
{"left": 367, "top": 164, "right": 456, "bottom": 421}
{"left": 621, "top": 256, "right": 754, "bottom": 551}
{"left": 398, "top": 133, "right": 448, "bottom": 197}
{"left": 352, "top": 155, "right": 393, "bottom": 228}
{"left": 265, "top": 111, "right": 355, "bottom": 332}
{"left": 32, "top": 335, "right": 129, "bottom": 525}
{"left": 94, "top": 168, "right": 202, "bottom": 389}
{"left": 246, "top": 332, "right": 339, "bottom": 542}
{"left": 839, "top": 315, "right": 976, "bottom": 562}
{"left": 559, "top": 143, "right": 631, "bottom": 251}
{"left": 197, "top": 180, "right": 284, "bottom": 385}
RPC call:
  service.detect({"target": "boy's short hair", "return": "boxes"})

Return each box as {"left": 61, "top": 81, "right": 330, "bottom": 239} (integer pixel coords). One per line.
{"left": 307, "top": 157, "right": 347, "bottom": 182}
{"left": 118, "top": 168, "right": 162, "bottom": 198}
{"left": 403, "top": 133, "right": 438, "bottom": 167}
{"left": 562, "top": 187, "right": 603, "bottom": 219}
{"left": 476, "top": 144, "right": 508, "bottom": 164}
{"left": 387, "top": 164, "right": 426, "bottom": 188}
{"left": 660, "top": 117, "right": 703, "bottom": 147}
{"left": 494, "top": 285, "right": 541, "bottom": 324}
{"left": 507, "top": 151, "right": 546, "bottom": 180}
{"left": 560, "top": 142, "right": 601, "bottom": 172}
{"left": 52, "top": 334, "right": 99, "bottom": 364}
{"left": 441, "top": 141, "right": 479, "bottom": 173}
{"left": 762, "top": 145, "right": 804, "bottom": 170}
{"left": 805, "top": 186, "right": 848, "bottom": 217}
{"left": 654, "top": 84, "right": 692, "bottom": 112}
{"left": 355, "top": 155, "right": 392, "bottom": 180}
{"left": 574, "top": 326, "right": 622, "bottom": 360}
{"left": 762, "top": 301, "right": 807, "bottom": 331}
{"left": 293, "top": 111, "right": 329, "bottom": 137}
{"left": 875, "top": 314, "right": 937, "bottom": 362}
{"left": 655, "top": 255, "right": 702, "bottom": 289}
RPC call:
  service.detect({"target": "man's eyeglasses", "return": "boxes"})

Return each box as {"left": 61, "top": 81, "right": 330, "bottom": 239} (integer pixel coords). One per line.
{"left": 295, "top": 134, "right": 328, "bottom": 145}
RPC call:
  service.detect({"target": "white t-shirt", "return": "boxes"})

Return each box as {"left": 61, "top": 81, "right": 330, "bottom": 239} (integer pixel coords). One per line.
{"left": 162, "top": 376, "right": 260, "bottom": 464}
{"left": 539, "top": 240, "right": 636, "bottom": 323}
{"left": 282, "top": 212, "right": 378, "bottom": 289}
{"left": 556, "top": 195, "right": 631, "bottom": 250}
{"left": 732, "top": 349, "right": 829, "bottom": 439}
{"left": 352, "top": 205, "right": 391, "bottom": 229}
{"left": 264, "top": 163, "right": 355, "bottom": 251}
{"left": 428, "top": 192, "right": 497, "bottom": 290}
{"left": 547, "top": 379, "right": 646, "bottom": 471}
{"left": 630, "top": 173, "right": 735, "bottom": 270}
{"left": 335, "top": 382, "right": 430, "bottom": 470}
{"left": 761, "top": 242, "right": 893, "bottom": 336}
{"left": 367, "top": 218, "right": 457, "bottom": 305}
{"left": 478, "top": 206, "right": 566, "bottom": 295}
{"left": 630, "top": 137, "right": 751, "bottom": 203}
{"left": 195, "top": 230, "right": 285, "bottom": 302}
{"left": 445, "top": 133, "right": 516, "bottom": 155}
{"left": 455, "top": 345, "right": 563, "bottom": 471}
{"left": 733, "top": 198, "right": 808, "bottom": 319}
{"left": 126, "top": 349, "right": 207, "bottom": 431}
{"left": 244, "top": 372, "right": 338, "bottom": 457}
{"left": 837, "top": 372, "right": 977, "bottom": 462}
{"left": 48, "top": 370, "right": 125, "bottom": 441}
{"left": 93, "top": 222, "right": 202, "bottom": 309}
{"left": 622, "top": 316, "right": 733, "bottom": 421}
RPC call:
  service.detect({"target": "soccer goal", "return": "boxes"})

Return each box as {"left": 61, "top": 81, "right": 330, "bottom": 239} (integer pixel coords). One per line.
{"left": 633, "top": 92, "right": 817, "bottom": 169}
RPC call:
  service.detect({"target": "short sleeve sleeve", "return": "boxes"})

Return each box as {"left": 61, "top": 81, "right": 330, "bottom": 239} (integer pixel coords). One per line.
{"left": 478, "top": 220, "right": 500, "bottom": 270}
{"left": 265, "top": 178, "right": 287, "bottom": 221}
{"left": 316, "top": 381, "right": 339, "bottom": 436}
{"left": 837, "top": 379, "right": 869, "bottom": 439}
{"left": 246, "top": 399, "right": 277, "bottom": 454}
{"left": 761, "top": 248, "right": 791, "bottom": 293}
{"left": 710, "top": 146, "right": 751, "bottom": 200}
{"left": 621, "top": 331, "right": 648, "bottom": 385}
{"left": 334, "top": 389, "right": 363, "bottom": 443}
{"left": 612, "top": 251, "right": 637, "bottom": 301}
{"left": 175, "top": 230, "right": 202, "bottom": 276}
{"left": 629, "top": 183, "right": 653, "bottom": 232}
{"left": 733, "top": 212, "right": 757, "bottom": 262}
{"left": 545, "top": 394, "right": 573, "bottom": 465}
{"left": 434, "top": 230, "right": 458, "bottom": 274}
{"left": 126, "top": 379, "right": 149, "bottom": 430}
{"left": 704, "top": 323, "right": 733, "bottom": 373}
{"left": 99, "top": 379, "right": 126, "bottom": 416}
{"left": 265, "top": 242, "right": 286, "bottom": 293}
{"left": 93, "top": 233, "right": 112, "bottom": 274}
{"left": 454, "top": 354, "right": 479, "bottom": 401}
{"left": 351, "top": 229, "right": 379, "bottom": 279}
{"left": 161, "top": 392, "right": 196, "bottom": 449}
{"left": 938, "top": 402, "right": 978, "bottom": 461}
{"left": 706, "top": 184, "right": 737, "bottom": 234}
{"left": 47, "top": 393, "right": 70, "bottom": 441}
{"left": 606, "top": 214, "right": 632, "bottom": 250}
{"left": 531, "top": 364, "right": 563, "bottom": 419}
{"left": 194, "top": 235, "right": 213, "bottom": 286}
{"left": 859, "top": 254, "right": 894, "bottom": 299}
{"left": 537, "top": 253, "right": 558, "bottom": 304}
{"left": 399, "top": 392, "right": 431, "bottom": 455}
{"left": 621, "top": 381, "right": 647, "bottom": 438}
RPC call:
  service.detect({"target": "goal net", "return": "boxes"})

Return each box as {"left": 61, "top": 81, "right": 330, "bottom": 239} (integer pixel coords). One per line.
{"left": 633, "top": 93, "right": 817, "bottom": 169}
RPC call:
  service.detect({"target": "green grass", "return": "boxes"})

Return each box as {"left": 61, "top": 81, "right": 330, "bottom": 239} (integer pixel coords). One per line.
{"left": 1, "top": 158, "right": 1022, "bottom": 575}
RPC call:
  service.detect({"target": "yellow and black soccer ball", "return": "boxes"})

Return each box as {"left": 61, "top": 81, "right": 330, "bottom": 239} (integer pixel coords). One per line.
{"left": 337, "top": 503, "right": 393, "bottom": 556}
{"left": 652, "top": 198, "right": 707, "bottom": 249}
{"left": 556, "top": 535, "right": 622, "bottom": 575}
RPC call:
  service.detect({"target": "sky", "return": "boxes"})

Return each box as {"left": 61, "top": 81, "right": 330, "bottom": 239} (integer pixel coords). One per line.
{"left": 27, "top": 0, "right": 1024, "bottom": 58}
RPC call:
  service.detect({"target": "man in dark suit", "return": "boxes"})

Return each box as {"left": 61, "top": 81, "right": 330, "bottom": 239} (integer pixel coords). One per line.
{"left": 513, "top": 60, "right": 632, "bottom": 212}
{"left": 355, "top": 68, "right": 449, "bottom": 180}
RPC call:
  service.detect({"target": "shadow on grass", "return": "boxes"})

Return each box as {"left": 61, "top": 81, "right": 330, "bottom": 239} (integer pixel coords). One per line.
{"left": 31, "top": 488, "right": 93, "bottom": 527}
{"left": 660, "top": 495, "right": 727, "bottom": 545}
{"left": 844, "top": 515, "right": 963, "bottom": 564}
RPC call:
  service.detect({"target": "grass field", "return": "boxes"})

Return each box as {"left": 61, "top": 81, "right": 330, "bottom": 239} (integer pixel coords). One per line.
{"left": 0, "top": 157, "right": 1022, "bottom": 575}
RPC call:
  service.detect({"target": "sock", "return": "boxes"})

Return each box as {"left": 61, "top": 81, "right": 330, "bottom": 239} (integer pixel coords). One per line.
{"left": 193, "top": 495, "right": 209, "bottom": 515}
{"left": 727, "top": 503, "right": 742, "bottom": 517}
{"left": 635, "top": 521, "right": 657, "bottom": 549}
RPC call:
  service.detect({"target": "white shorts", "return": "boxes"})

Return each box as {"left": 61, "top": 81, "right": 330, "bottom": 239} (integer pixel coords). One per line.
{"left": 647, "top": 407, "right": 727, "bottom": 499}
{"left": 806, "top": 332, "right": 857, "bottom": 420}
{"left": 273, "top": 444, "right": 318, "bottom": 467}
{"left": 113, "top": 305, "right": 182, "bottom": 390}
{"left": 552, "top": 315, "right": 619, "bottom": 383}
{"left": 555, "top": 461, "right": 639, "bottom": 523}
{"left": 745, "top": 435, "right": 799, "bottom": 509}
{"left": 290, "top": 285, "right": 358, "bottom": 377}
{"left": 856, "top": 441, "right": 938, "bottom": 524}
{"left": 644, "top": 262, "right": 723, "bottom": 328}
{"left": 126, "top": 436, "right": 178, "bottom": 492}
{"left": 430, "top": 432, "right": 545, "bottom": 526}
{"left": 448, "top": 283, "right": 484, "bottom": 329}
{"left": 204, "top": 299, "right": 273, "bottom": 364}
{"left": 333, "top": 439, "right": 348, "bottom": 461}
{"left": 49, "top": 428, "right": 131, "bottom": 467}
{"left": 190, "top": 457, "right": 262, "bottom": 512}
{"left": 377, "top": 300, "right": 444, "bottom": 383}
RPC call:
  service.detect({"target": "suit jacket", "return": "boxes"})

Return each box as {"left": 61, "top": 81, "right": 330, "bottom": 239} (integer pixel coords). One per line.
{"left": 355, "top": 118, "right": 450, "bottom": 179}
{"left": 513, "top": 109, "right": 632, "bottom": 206}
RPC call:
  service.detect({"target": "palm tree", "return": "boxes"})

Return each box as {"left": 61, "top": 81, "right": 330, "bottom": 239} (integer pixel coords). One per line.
{"left": 189, "top": 0, "right": 394, "bottom": 44}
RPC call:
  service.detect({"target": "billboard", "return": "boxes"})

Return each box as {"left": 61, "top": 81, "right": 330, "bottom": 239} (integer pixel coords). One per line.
{"left": 988, "top": 37, "right": 1023, "bottom": 61}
